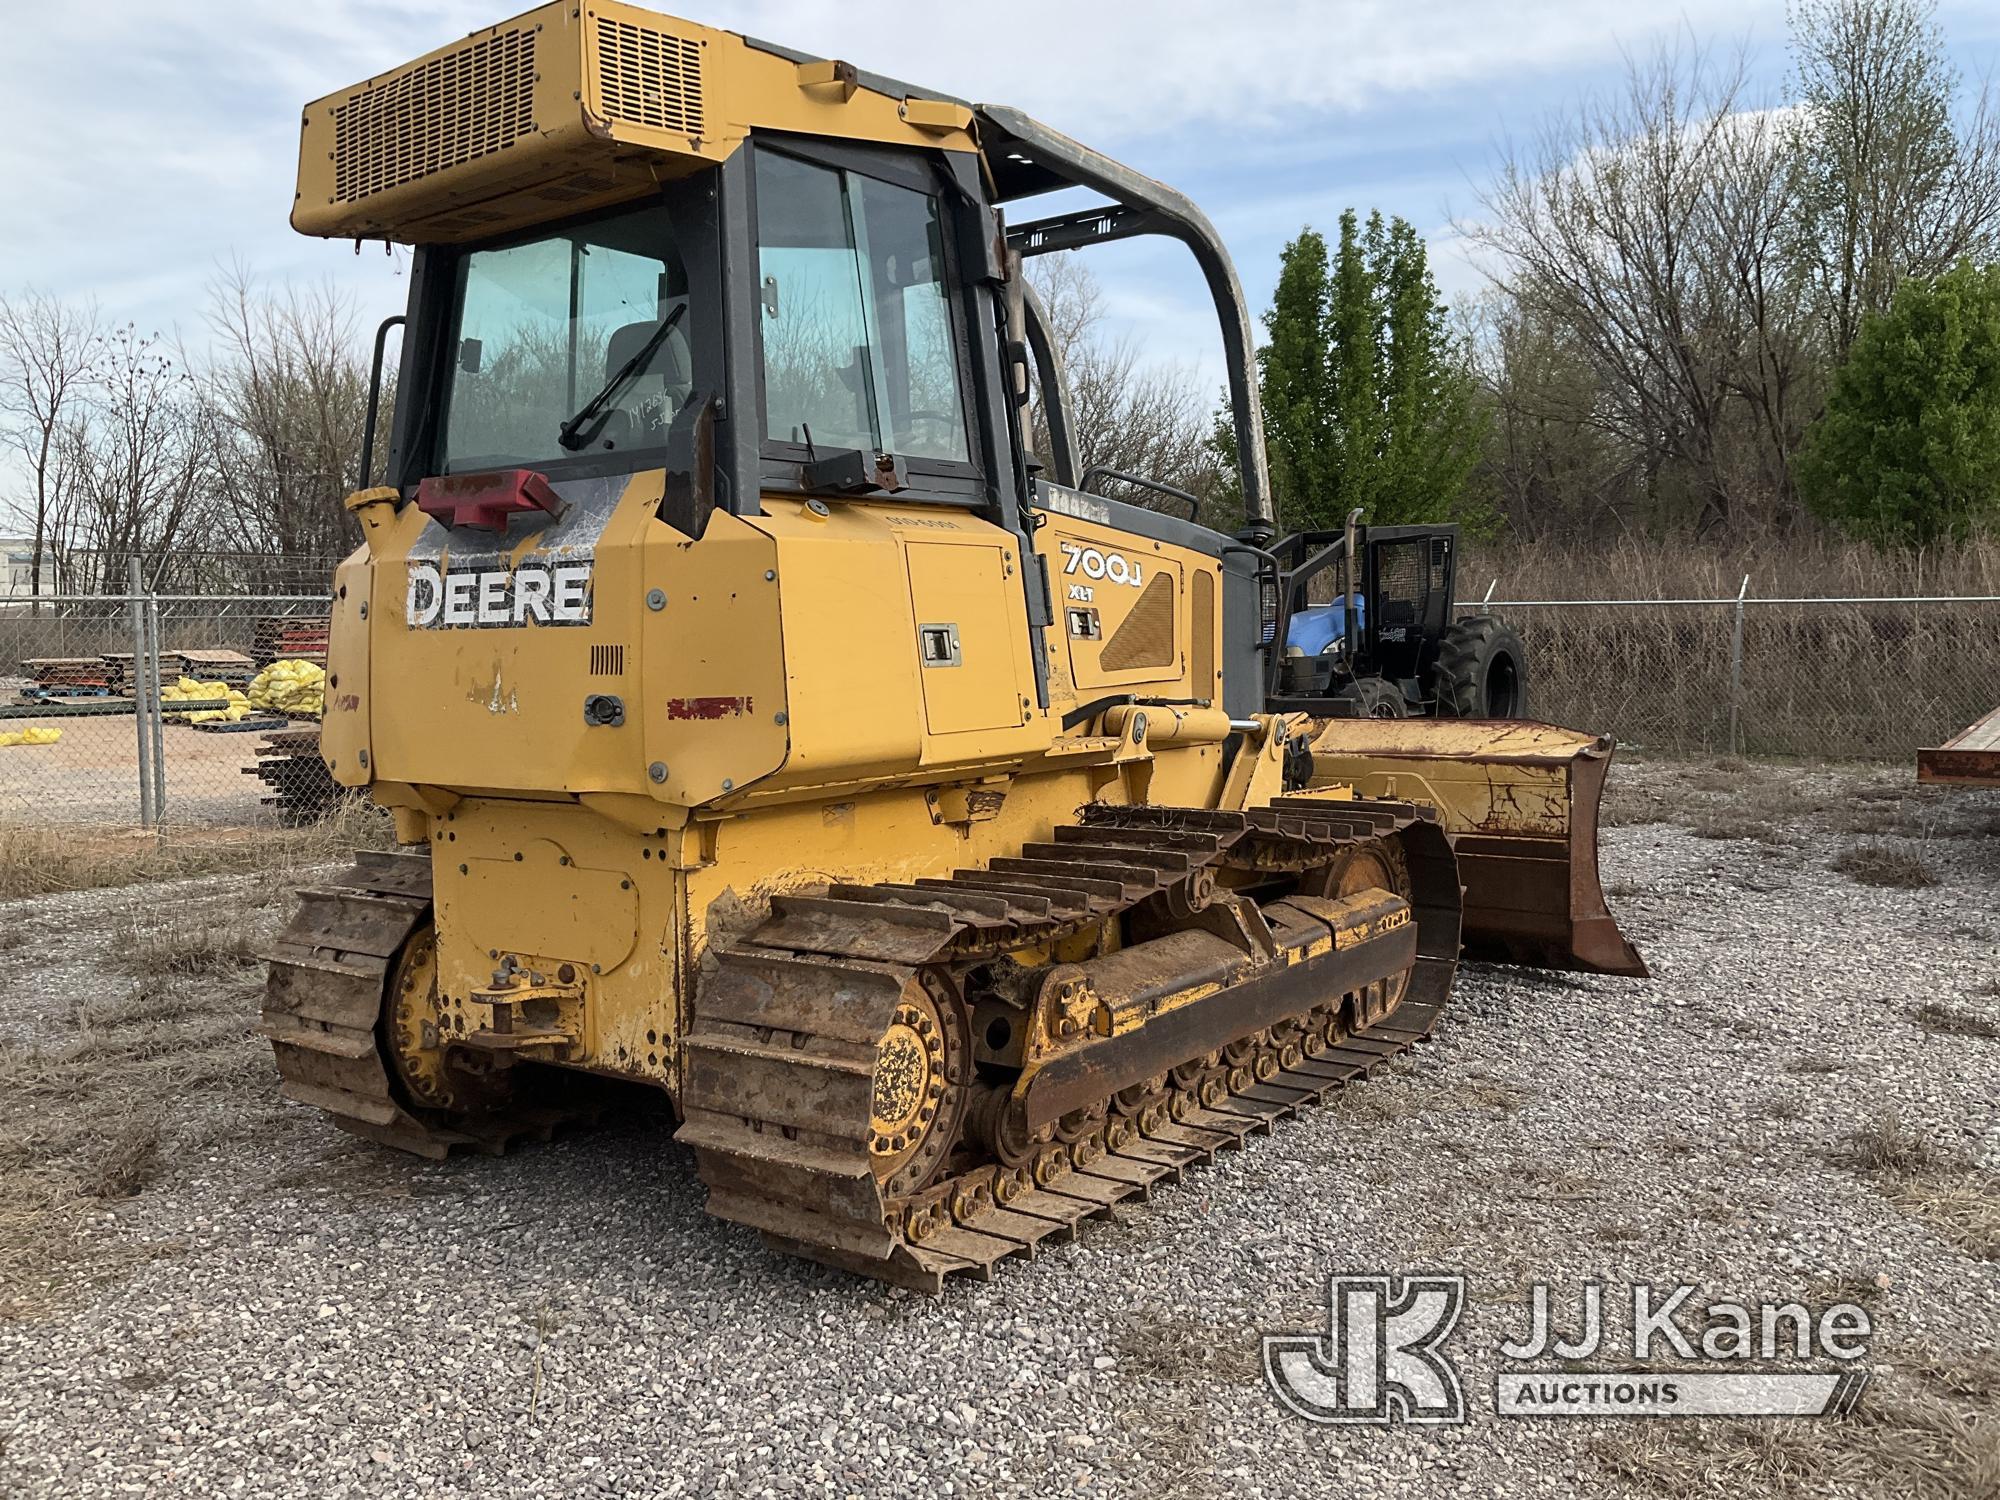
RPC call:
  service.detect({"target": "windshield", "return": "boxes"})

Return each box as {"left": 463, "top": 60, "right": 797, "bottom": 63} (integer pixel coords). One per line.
{"left": 441, "top": 201, "right": 692, "bottom": 472}
{"left": 755, "top": 150, "right": 971, "bottom": 465}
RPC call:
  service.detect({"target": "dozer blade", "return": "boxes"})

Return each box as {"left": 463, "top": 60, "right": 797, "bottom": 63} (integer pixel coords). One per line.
{"left": 1305, "top": 720, "right": 1647, "bottom": 978}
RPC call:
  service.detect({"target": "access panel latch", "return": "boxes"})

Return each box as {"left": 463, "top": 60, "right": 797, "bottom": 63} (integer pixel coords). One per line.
{"left": 416, "top": 470, "right": 570, "bottom": 534}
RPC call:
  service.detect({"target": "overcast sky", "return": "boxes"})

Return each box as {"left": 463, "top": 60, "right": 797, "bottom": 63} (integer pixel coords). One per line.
{"left": 4, "top": 1, "right": 1998, "bottom": 389}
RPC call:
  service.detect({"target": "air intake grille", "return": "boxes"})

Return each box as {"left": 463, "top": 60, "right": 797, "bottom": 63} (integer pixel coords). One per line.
{"left": 333, "top": 28, "right": 539, "bottom": 203}
{"left": 595, "top": 17, "right": 705, "bottom": 135}
{"left": 590, "top": 644, "right": 627, "bottom": 676}
{"left": 1100, "top": 572, "right": 1177, "bottom": 672}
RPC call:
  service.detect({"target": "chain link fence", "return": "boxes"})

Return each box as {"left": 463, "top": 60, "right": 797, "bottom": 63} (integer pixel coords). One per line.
{"left": 0, "top": 592, "right": 334, "bottom": 827}
{"left": 1484, "top": 591, "right": 2000, "bottom": 759}
{"left": 3, "top": 588, "right": 1996, "bottom": 828}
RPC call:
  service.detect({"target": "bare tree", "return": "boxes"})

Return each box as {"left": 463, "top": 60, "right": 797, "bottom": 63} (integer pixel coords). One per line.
{"left": 1467, "top": 43, "right": 1816, "bottom": 537}
{"left": 200, "top": 266, "right": 372, "bottom": 578}
{"left": 60, "top": 326, "right": 209, "bottom": 592}
{"left": 1709, "top": 102, "right": 1822, "bottom": 521}
{"left": 1023, "top": 254, "right": 1227, "bottom": 520}
{"left": 1790, "top": 0, "right": 2000, "bottom": 358}
{"left": 1468, "top": 296, "right": 1637, "bottom": 542}
{"left": 0, "top": 292, "right": 103, "bottom": 599}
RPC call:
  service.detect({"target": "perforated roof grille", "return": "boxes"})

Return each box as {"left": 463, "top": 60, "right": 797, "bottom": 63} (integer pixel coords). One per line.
{"left": 595, "top": 17, "right": 705, "bottom": 135}
{"left": 333, "top": 28, "right": 539, "bottom": 203}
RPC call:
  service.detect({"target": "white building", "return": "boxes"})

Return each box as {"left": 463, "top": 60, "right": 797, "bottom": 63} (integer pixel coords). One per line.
{"left": 2, "top": 538, "right": 32, "bottom": 598}
{"left": 0, "top": 538, "right": 58, "bottom": 601}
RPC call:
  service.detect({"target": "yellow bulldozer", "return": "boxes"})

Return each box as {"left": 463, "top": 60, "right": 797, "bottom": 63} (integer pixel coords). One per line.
{"left": 264, "top": 2, "right": 1644, "bottom": 1290}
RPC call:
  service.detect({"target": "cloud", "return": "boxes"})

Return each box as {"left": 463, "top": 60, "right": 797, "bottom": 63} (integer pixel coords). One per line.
{"left": 0, "top": 0, "right": 1796, "bottom": 386}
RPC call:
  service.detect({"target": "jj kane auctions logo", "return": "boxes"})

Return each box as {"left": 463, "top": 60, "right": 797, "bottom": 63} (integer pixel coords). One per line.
{"left": 1265, "top": 1274, "right": 1872, "bottom": 1424}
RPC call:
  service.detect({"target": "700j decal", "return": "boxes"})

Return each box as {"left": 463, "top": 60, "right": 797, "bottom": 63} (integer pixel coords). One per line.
{"left": 1058, "top": 540, "right": 1146, "bottom": 587}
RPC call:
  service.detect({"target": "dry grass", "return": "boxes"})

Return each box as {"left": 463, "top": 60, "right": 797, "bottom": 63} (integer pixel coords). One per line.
{"left": 1113, "top": 1308, "right": 1264, "bottom": 1387}
{"left": 113, "top": 904, "right": 264, "bottom": 981}
{"left": 1803, "top": 1269, "right": 1890, "bottom": 1305}
{"left": 1907, "top": 1001, "right": 2000, "bottom": 1041}
{"left": 1833, "top": 844, "right": 1940, "bottom": 890}
{"left": 0, "top": 896, "right": 279, "bottom": 1318}
{"left": 1465, "top": 533, "right": 2000, "bottom": 603}
{"left": 0, "top": 800, "right": 391, "bottom": 900}
{"left": 1597, "top": 1318, "right": 2000, "bottom": 1499}
{"left": 1457, "top": 533, "right": 2000, "bottom": 760}
{"left": 1596, "top": 1387, "right": 1999, "bottom": 1500}
{"left": 1828, "top": 1117, "right": 2000, "bottom": 1263}
{"left": 81, "top": 1112, "right": 165, "bottom": 1199}
{"left": 1891, "top": 1177, "right": 2000, "bottom": 1262}
{"left": 1458, "top": 1080, "right": 1535, "bottom": 1115}
{"left": 1831, "top": 1115, "right": 1956, "bottom": 1176}
{"left": 1907, "top": 1343, "right": 2000, "bottom": 1404}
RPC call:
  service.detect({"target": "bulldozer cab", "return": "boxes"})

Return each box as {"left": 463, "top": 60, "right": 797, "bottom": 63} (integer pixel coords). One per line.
{"left": 334, "top": 59, "right": 1289, "bottom": 723}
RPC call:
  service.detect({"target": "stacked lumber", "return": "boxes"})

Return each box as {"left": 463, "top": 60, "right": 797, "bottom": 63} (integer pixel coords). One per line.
{"left": 243, "top": 727, "right": 349, "bottom": 825}
{"left": 17, "top": 658, "right": 115, "bottom": 698}
{"left": 97, "top": 652, "right": 140, "bottom": 693}
{"left": 175, "top": 648, "right": 257, "bottom": 684}
{"left": 251, "top": 616, "right": 331, "bottom": 667}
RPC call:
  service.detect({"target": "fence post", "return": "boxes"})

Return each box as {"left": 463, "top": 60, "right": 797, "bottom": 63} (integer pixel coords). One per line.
{"left": 148, "top": 593, "right": 166, "bottom": 820}
{"left": 127, "top": 560, "right": 153, "bottom": 828}
{"left": 1727, "top": 573, "right": 1750, "bottom": 756}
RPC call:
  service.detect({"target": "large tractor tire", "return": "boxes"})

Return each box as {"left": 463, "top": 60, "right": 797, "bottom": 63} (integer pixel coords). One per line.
{"left": 1435, "top": 614, "right": 1528, "bottom": 719}
{"left": 1335, "top": 676, "right": 1409, "bottom": 719}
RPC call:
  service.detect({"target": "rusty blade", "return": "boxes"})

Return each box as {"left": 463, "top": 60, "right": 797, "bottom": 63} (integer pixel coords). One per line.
{"left": 1452, "top": 750, "right": 1646, "bottom": 977}
{"left": 1305, "top": 720, "right": 1646, "bottom": 978}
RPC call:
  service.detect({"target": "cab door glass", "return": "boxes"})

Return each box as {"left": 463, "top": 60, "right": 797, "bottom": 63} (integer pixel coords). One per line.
{"left": 756, "top": 149, "right": 970, "bottom": 465}
{"left": 754, "top": 152, "right": 877, "bottom": 452}
{"left": 857, "top": 175, "right": 969, "bottom": 463}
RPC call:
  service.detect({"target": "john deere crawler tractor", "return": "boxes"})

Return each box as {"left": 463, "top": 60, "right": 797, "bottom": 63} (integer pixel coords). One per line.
{"left": 265, "top": 3, "right": 1644, "bottom": 1289}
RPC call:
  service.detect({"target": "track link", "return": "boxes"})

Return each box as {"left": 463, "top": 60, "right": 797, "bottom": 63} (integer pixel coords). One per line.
{"left": 677, "top": 796, "right": 1461, "bottom": 1291}
{"left": 260, "top": 850, "right": 584, "bottom": 1159}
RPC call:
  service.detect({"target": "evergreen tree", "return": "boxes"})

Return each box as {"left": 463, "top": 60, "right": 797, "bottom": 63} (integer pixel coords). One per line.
{"left": 1797, "top": 260, "right": 2000, "bottom": 547}
{"left": 1256, "top": 226, "right": 1338, "bottom": 516}
{"left": 1245, "top": 211, "right": 1488, "bottom": 532}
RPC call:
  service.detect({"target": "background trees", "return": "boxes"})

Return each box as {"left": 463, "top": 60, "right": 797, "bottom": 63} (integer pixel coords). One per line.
{"left": 1253, "top": 212, "right": 1486, "bottom": 532}
{"left": 1797, "top": 260, "right": 2000, "bottom": 545}
{"left": 1023, "top": 253, "right": 1227, "bottom": 519}
{"left": 1466, "top": 0, "right": 2000, "bottom": 549}
{"left": 0, "top": 293, "right": 102, "bottom": 600}
{"left": 0, "top": 275, "right": 376, "bottom": 593}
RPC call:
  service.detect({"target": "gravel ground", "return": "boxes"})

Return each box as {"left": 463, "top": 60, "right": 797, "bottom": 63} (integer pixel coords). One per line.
{"left": 1, "top": 757, "right": 1995, "bottom": 1499}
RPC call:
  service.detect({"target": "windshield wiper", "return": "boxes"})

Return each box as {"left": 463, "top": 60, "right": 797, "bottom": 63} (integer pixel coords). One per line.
{"left": 557, "top": 302, "right": 687, "bottom": 452}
